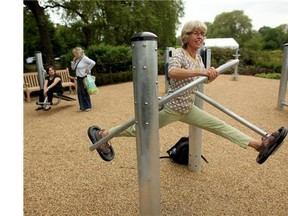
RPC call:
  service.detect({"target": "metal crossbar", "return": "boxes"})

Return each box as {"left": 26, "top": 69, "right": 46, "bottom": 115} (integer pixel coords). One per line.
{"left": 194, "top": 91, "right": 268, "bottom": 136}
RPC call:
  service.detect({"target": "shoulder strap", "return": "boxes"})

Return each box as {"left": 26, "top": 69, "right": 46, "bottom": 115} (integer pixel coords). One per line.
{"left": 74, "top": 57, "right": 84, "bottom": 70}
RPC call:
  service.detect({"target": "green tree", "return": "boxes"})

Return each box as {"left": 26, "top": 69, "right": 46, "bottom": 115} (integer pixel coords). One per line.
{"left": 131, "top": 0, "right": 184, "bottom": 47}
{"left": 24, "top": 7, "right": 41, "bottom": 59}
{"left": 207, "top": 10, "right": 253, "bottom": 46}
{"left": 259, "top": 24, "right": 288, "bottom": 50}
{"left": 47, "top": 0, "right": 105, "bottom": 47}
{"left": 242, "top": 31, "right": 264, "bottom": 50}
{"left": 24, "top": 0, "right": 184, "bottom": 67}
{"left": 45, "top": 0, "right": 184, "bottom": 47}
{"left": 53, "top": 23, "right": 86, "bottom": 56}
{"left": 24, "top": 0, "right": 55, "bottom": 65}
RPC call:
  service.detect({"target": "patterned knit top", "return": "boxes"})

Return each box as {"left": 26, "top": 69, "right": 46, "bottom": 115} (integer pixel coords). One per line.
{"left": 166, "top": 48, "right": 204, "bottom": 114}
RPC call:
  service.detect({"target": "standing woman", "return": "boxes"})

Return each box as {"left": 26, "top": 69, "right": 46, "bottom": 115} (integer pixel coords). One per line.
{"left": 71, "top": 47, "right": 96, "bottom": 112}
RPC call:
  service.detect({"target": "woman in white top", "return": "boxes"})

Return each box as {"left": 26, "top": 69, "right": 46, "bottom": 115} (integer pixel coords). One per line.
{"left": 71, "top": 47, "right": 96, "bottom": 112}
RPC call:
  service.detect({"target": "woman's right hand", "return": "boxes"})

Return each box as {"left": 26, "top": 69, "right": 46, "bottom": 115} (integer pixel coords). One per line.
{"left": 205, "top": 67, "right": 219, "bottom": 82}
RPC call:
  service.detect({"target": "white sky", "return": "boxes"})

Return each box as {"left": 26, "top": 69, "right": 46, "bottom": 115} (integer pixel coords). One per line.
{"left": 177, "top": 0, "right": 288, "bottom": 35}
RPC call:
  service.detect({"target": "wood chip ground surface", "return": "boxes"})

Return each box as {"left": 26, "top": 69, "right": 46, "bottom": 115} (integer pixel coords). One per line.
{"left": 24, "top": 75, "right": 288, "bottom": 216}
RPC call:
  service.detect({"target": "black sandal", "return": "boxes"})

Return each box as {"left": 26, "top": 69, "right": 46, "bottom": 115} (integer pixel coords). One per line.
{"left": 87, "top": 125, "right": 115, "bottom": 162}
{"left": 35, "top": 106, "right": 43, "bottom": 111}
{"left": 256, "top": 127, "right": 288, "bottom": 164}
{"left": 43, "top": 107, "right": 51, "bottom": 111}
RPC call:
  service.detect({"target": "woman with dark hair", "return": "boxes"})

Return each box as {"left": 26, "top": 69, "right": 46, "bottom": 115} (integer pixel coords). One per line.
{"left": 35, "top": 66, "right": 63, "bottom": 111}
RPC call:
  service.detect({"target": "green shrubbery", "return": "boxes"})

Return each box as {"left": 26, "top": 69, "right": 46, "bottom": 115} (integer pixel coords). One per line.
{"left": 25, "top": 44, "right": 284, "bottom": 86}
{"left": 57, "top": 44, "right": 132, "bottom": 85}
{"left": 62, "top": 44, "right": 166, "bottom": 86}
{"left": 255, "top": 73, "right": 281, "bottom": 79}
{"left": 208, "top": 47, "right": 283, "bottom": 78}
{"left": 95, "top": 71, "right": 133, "bottom": 85}
{"left": 87, "top": 44, "right": 132, "bottom": 74}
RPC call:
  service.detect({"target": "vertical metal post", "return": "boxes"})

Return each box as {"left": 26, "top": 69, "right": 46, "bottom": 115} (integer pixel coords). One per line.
{"left": 188, "top": 84, "right": 203, "bottom": 172}
{"left": 164, "top": 47, "right": 174, "bottom": 93}
{"left": 277, "top": 43, "right": 288, "bottom": 109}
{"left": 189, "top": 48, "right": 211, "bottom": 172}
{"left": 35, "top": 51, "right": 46, "bottom": 89}
{"left": 206, "top": 49, "right": 211, "bottom": 68}
{"left": 131, "top": 32, "right": 160, "bottom": 216}
{"left": 164, "top": 47, "right": 170, "bottom": 93}
{"left": 232, "top": 48, "right": 240, "bottom": 80}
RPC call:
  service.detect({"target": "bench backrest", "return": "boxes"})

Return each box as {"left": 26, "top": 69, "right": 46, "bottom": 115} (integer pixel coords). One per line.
{"left": 23, "top": 72, "right": 39, "bottom": 88}
{"left": 56, "top": 68, "right": 72, "bottom": 83}
{"left": 23, "top": 68, "right": 73, "bottom": 87}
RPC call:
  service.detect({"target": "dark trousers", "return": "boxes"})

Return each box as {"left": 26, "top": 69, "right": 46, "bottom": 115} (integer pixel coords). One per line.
{"left": 38, "top": 88, "right": 63, "bottom": 104}
{"left": 77, "top": 76, "right": 91, "bottom": 110}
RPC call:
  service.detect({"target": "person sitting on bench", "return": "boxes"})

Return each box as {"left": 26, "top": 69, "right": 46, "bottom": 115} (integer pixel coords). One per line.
{"left": 35, "top": 65, "right": 63, "bottom": 111}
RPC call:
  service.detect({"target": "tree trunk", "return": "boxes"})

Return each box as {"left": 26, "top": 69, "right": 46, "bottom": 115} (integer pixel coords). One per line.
{"left": 24, "top": 0, "right": 54, "bottom": 66}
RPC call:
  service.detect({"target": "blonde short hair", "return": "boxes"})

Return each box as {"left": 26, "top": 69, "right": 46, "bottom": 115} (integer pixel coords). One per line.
{"left": 72, "top": 47, "right": 85, "bottom": 58}
{"left": 181, "top": 20, "right": 207, "bottom": 48}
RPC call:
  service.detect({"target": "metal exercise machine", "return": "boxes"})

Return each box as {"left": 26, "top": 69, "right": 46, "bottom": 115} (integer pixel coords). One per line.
{"left": 36, "top": 93, "right": 76, "bottom": 107}
{"left": 34, "top": 51, "right": 76, "bottom": 106}
{"left": 88, "top": 32, "right": 287, "bottom": 216}
{"left": 88, "top": 59, "right": 241, "bottom": 152}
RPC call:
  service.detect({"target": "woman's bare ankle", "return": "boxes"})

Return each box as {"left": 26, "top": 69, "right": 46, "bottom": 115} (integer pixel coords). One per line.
{"left": 100, "top": 129, "right": 108, "bottom": 137}
{"left": 248, "top": 139, "right": 262, "bottom": 151}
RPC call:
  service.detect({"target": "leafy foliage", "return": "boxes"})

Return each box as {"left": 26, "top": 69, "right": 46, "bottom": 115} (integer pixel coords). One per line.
{"left": 86, "top": 44, "right": 132, "bottom": 74}
{"left": 24, "top": 2, "right": 287, "bottom": 85}
{"left": 207, "top": 10, "right": 253, "bottom": 45}
{"left": 206, "top": 47, "right": 283, "bottom": 77}
{"left": 259, "top": 25, "right": 288, "bottom": 50}
{"left": 255, "top": 73, "right": 281, "bottom": 79}
{"left": 43, "top": 0, "right": 184, "bottom": 48}
{"left": 240, "top": 48, "right": 282, "bottom": 72}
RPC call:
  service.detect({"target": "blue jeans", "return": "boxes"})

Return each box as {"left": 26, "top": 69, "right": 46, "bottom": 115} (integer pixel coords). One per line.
{"left": 77, "top": 76, "right": 91, "bottom": 110}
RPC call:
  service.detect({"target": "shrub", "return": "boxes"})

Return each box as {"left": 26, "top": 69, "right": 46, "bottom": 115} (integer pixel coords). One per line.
{"left": 86, "top": 44, "right": 132, "bottom": 74}
{"left": 255, "top": 73, "right": 281, "bottom": 79}
{"left": 96, "top": 71, "right": 133, "bottom": 85}
{"left": 25, "top": 45, "right": 284, "bottom": 85}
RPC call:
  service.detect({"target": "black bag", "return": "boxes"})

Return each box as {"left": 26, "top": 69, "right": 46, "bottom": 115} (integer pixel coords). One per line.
{"left": 161, "top": 137, "right": 209, "bottom": 165}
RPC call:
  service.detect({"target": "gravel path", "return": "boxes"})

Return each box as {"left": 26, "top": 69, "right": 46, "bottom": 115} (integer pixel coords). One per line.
{"left": 24, "top": 75, "right": 288, "bottom": 216}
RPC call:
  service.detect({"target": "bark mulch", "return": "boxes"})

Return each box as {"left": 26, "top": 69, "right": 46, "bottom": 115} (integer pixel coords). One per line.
{"left": 24, "top": 75, "right": 288, "bottom": 216}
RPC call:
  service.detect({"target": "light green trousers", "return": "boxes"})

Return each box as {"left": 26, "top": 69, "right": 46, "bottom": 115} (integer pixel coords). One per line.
{"left": 109, "top": 105, "right": 252, "bottom": 149}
